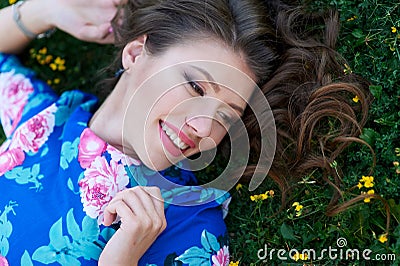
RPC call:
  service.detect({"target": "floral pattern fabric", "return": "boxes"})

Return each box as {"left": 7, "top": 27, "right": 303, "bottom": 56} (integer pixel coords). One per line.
{"left": 0, "top": 53, "right": 230, "bottom": 265}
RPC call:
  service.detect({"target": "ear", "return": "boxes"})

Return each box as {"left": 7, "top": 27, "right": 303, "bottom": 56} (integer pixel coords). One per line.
{"left": 122, "top": 35, "right": 147, "bottom": 70}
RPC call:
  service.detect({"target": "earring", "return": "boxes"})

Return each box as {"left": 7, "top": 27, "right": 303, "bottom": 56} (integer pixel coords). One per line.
{"left": 114, "top": 68, "right": 126, "bottom": 77}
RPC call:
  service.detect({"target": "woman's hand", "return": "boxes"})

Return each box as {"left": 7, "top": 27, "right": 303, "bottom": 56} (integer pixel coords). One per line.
{"left": 51, "top": 0, "right": 127, "bottom": 44}
{"left": 99, "top": 186, "right": 167, "bottom": 266}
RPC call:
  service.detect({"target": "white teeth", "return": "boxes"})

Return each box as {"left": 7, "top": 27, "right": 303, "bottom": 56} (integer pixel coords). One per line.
{"left": 161, "top": 122, "right": 189, "bottom": 150}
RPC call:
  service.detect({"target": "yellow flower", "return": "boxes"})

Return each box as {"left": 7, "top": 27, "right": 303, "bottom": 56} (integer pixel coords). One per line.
{"left": 352, "top": 95, "right": 359, "bottom": 103}
{"left": 45, "top": 55, "right": 53, "bottom": 64}
{"left": 268, "top": 190, "right": 275, "bottom": 197}
{"left": 357, "top": 182, "right": 363, "bottom": 189}
{"left": 392, "top": 26, "right": 397, "bottom": 33}
{"left": 50, "top": 57, "right": 66, "bottom": 71}
{"left": 9, "top": 0, "right": 17, "bottom": 5}
{"left": 299, "top": 253, "right": 308, "bottom": 260}
{"left": 229, "top": 261, "right": 239, "bottom": 266}
{"left": 235, "top": 183, "right": 242, "bottom": 191}
{"left": 292, "top": 252, "right": 308, "bottom": 261}
{"left": 50, "top": 64, "right": 57, "bottom": 71}
{"left": 394, "top": 161, "right": 399, "bottom": 167}
{"left": 346, "top": 15, "right": 357, "bottom": 22}
{"left": 359, "top": 176, "right": 374, "bottom": 188}
{"left": 53, "top": 78, "right": 60, "bottom": 85}
{"left": 295, "top": 204, "right": 303, "bottom": 212}
{"left": 292, "top": 202, "right": 303, "bottom": 211}
{"left": 363, "top": 189, "right": 374, "bottom": 203}
{"left": 378, "top": 233, "right": 388, "bottom": 243}
{"left": 38, "top": 47, "right": 47, "bottom": 54}
{"left": 250, "top": 193, "right": 268, "bottom": 202}
{"left": 54, "top": 57, "right": 65, "bottom": 65}
{"left": 47, "top": 80, "right": 52, "bottom": 85}
{"left": 344, "top": 64, "right": 352, "bottom": 74}
{"left": 364, "top": 180, "right": 374, "bottom": 188}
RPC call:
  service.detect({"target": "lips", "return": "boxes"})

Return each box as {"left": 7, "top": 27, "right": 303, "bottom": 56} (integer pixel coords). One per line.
{"left": 159, "top": 120, "right": 194, "bottom": 157}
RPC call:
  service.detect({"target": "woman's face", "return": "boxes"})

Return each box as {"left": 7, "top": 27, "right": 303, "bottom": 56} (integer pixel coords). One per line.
{"left": 120, "top": 38, "right": 256, "bottom": 170}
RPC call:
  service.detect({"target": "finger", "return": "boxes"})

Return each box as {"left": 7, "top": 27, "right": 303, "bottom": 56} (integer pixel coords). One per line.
{"left": 141, "top": 187, "right": 165, "bottom": 218}
{"left": 109, "top": 187, "right": 166, "bottom": 232}
{"left": 103, "top": 199, "right": 134, "bottom": 226}
{"left": 139, "top": 187, "right": 167, "bottom": 232}
{"left": 78, "top": 23, "right": 113, "bottom": 43}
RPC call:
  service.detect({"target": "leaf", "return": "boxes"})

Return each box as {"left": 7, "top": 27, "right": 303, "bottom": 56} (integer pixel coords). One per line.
{"left": 60, "top": 139, "right": 79, "bottom": 170}
{"left": 78, "top": 241, "right": 102, "bottom": 260}
{"left": 31, "top": 164, "right": 40, "bottom": 177}
{"left": 360, "top": 128, "right": 377, "bottom": 146}
{"left": 280, "top": 223, "right": 298, "bottom": 242}
{"left": 32, "top": 246, "right": 57, "bottom": 264}
{"left": 100, "top": 227, "right": 115, "bottom": 243}
{"left": 369, "top": 85, "right": 382, "bottom": 99}
{"left": 58, "top": 253, "right": 81, "bottom": 266}
{"left": 351, "top": 28, "right": 364, "bottom": 39}
{"left": 67, "top": 178, "right": 75, "bottom": 193}
{"left": 66, "top": 209, "right": 81, "bottom": 241}
{"left": 81, "top": 216, "right": 99, "bottom": 241}
{"left": 21, "top": 250, "right": 34, "bottom": 266}
{"left": 49, "top": 218, "right": 68, "bottom": 250}
{"left": 175, "top": 246, "right": 211, "bottom": 266}
{"left": 0, "top": 219, "right": 13, "bottom": 238}
{"left": 0, "top": 237, "right": 9, "bottom": 257}
{"left": 201, "top": 230, "right": 220, "bottom": 253}
{"left": 40, "top": 145, "right": 49, "bottom": 157}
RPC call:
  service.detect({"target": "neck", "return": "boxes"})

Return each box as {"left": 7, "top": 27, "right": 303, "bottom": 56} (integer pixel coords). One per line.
{"left": 88, "top": 80, "right": 125, "bottom": 149}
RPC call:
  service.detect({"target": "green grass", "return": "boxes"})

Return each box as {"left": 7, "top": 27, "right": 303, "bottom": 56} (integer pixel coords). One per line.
{"left": 1, "top": 0, "right": 399, "bottom": 265}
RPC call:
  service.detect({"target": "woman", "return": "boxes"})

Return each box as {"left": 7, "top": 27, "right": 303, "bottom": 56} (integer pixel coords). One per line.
{"left": 0, "top": 0, "right": 370, "bottom": 265}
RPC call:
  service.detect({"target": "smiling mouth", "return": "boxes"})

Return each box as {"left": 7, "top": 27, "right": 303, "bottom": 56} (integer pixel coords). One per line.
{"left": 160, "top": 121, "right": 190, "bottom": 150}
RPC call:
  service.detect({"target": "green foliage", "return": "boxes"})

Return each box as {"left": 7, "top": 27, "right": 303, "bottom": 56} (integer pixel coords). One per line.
{"left": 228, "top": 0, "right": 400, "bottom": 264}
{"left": 0, "top": 0, "right": 399, "bottom": 265}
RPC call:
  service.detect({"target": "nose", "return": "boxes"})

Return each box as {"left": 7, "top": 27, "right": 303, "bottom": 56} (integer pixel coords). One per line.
{"left": 185, "top": 115, "right": 213, "bottom": 138}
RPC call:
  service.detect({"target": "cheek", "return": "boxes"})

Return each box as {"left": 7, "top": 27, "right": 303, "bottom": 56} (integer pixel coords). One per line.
{"left": 207, "top": 122, "right": 228, "bottom": 147}
{"left": 148, "top": 88, "right": 188, "bottom": 120}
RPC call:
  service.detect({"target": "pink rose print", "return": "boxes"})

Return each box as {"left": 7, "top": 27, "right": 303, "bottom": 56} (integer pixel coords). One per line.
{"left": 0, "top": 147, "right": 25, "bottom": 176}
{"left": 0, "top": 71, "right": 34, "bottom": 137}
{"left": 78, "top": 128, "right": 107, "bottom": 168}
{"left": 79, "top": 156, "right": 129, "bottom": 224}
{"left": 0, "top": 255, "right": 8, "bottom": 266}
{"left": 106, "top": 145, "right": 141, "bottom": 166}
{"left": 212, "top": 246, "right": 230, "bottom": 266}
{"left": 10, "top": 104, "right": 57, "bottom": 153}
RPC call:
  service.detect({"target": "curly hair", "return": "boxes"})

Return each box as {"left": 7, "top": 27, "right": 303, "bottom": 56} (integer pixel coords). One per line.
{"left": 99, "top": 0, "right": 373, "bottom": 217}
{"left": 241, "top": 1, "right": 373, "bottom": 215}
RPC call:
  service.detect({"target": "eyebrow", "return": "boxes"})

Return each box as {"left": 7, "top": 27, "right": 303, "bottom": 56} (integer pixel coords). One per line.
{"left": 189, "top": 65, "right": 245, "bottom": 115}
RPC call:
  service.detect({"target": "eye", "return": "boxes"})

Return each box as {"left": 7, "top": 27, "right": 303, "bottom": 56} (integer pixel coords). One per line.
{"left": 189, "top": 81, "right": 205, "bottom": 96}
{"left": 183, "top": 71, "right": 205, "bottom": 96}
{"left": 217, "top": 111, "right": 236, "bottom": 126}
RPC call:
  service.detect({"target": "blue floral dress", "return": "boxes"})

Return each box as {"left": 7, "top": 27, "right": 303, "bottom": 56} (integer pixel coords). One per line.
{"left": 0, "top": 53, "right": 231, "bottom": 266}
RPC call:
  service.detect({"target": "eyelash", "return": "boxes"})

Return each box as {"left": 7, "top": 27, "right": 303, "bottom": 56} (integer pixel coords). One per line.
{"left": 183, "top": 72, "right": 205, "bottom": 96}
{"left": 188, "top": 81, "right": 205, "bottom": 96}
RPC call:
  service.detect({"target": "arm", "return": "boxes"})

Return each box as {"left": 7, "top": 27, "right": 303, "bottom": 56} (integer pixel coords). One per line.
{"left": 0, "top": 0, "right": 123, "bottom": 54}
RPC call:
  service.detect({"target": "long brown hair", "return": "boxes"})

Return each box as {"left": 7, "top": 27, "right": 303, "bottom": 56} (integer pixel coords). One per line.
{"left": 100, "top": 0, "right": 372, "bottom": 216}
{"left": 241, "top": 1, "right": 372, "bottom": 215}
